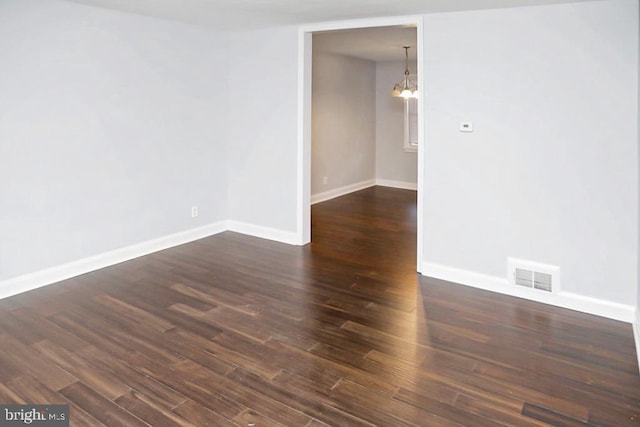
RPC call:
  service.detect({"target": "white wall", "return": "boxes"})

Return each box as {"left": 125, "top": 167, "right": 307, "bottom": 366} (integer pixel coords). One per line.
{"left": 309, "top": 56, "right": 417, "bottom": 200}
{"left": 422, "top": 0, "right": 638, "bottom": 308}
{"left": 2, "top": 0, "right": 639, "bottom": 324}
{"left": 227, "top": 26, "right": 300, "bottom": 238}
{"left": 0, "top": 0, "right": 229, "bottom": 281}
{"left": 311, "top": 52, "right": 376, "bottom": 195}
{"left": 375, "top": 60, "right": 418, "bottom": 186}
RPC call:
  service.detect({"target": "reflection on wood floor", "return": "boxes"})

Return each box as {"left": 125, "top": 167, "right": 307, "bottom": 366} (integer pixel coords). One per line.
{"left": 0, "top": 186, "right": 638, "bottom": 426}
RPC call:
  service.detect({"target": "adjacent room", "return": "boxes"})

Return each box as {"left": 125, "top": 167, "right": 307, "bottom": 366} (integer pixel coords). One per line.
{"left": 311, "top": 25, "right": 419, "bottom": 205}
{"left": 0, "top": 0, "right": 638, "bottom": 425}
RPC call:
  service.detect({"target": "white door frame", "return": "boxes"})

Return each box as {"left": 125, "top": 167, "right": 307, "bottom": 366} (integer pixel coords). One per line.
{"left": 296, "top": 15, "right": 425, "bottom": 273}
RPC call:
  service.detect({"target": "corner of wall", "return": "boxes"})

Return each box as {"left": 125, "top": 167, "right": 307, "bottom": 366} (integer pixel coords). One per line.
{"left": 311, "top": 179, "right": 376, "bottom": 204}
{"left": 227, "top": 220, "right": 301, "bottom": 245}
{"left": 0, "top": 222, "right": 227, "bottom": 301}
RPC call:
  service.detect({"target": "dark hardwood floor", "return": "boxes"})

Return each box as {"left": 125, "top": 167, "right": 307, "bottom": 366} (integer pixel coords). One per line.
{"left": 1, "top": 186, "right": 639, "bottom": 426}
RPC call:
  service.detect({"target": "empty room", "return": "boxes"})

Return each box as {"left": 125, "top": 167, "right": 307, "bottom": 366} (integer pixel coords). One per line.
{"left": 0, "top": 0, "right": 639, "bottom": 425}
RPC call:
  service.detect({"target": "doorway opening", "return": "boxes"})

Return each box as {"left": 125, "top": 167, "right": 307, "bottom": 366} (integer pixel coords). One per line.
{"left": 296, "top": 16, "right": 425, "bottom": 273}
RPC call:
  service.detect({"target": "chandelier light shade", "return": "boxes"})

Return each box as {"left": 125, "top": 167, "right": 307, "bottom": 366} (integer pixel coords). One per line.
{"left": 392, "top": 46, "right": 418, "bottom": 99}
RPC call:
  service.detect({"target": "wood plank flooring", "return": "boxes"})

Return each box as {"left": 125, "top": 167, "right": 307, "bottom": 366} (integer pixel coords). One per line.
{"left": 1, "top": 186, "right": 639, "bottom": 426}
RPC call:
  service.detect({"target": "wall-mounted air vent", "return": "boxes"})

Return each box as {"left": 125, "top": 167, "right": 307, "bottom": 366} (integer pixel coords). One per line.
{"left": 508, "top": 258, "right": 560, "bottom": 294}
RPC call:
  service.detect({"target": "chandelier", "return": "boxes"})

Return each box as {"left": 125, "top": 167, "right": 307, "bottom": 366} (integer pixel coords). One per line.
{"left": 391, "top": 46, "right": 418, "bottom": 99}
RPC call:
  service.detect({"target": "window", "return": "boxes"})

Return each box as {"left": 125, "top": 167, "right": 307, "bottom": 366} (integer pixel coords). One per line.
{"left": 404, "top": 97, "right": 418, "bottom": 152}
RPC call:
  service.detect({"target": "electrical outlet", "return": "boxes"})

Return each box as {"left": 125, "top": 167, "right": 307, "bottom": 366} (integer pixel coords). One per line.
{"left": 191, "top": 206, "right": 198, "bottom": 218}
{"left": 323, "top": 176, "right": 328, "bottom": 185}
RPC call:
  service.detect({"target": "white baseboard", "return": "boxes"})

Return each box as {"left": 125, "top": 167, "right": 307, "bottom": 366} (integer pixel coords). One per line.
{"left": 0, "top": 218, "right": 307, "bottom": 301}
{"left": 422, "top": 262, "right": 635, "bottom": 323}
{"left": 310, "top": 179, "right": 417, "bottom": 205}
{"left": 375, "top": 179, "right": 418, "bottom": 191}
{"left": 311, "top": 179, "right": 375, "bottom": 205}
{"left": 226, "top": 220, "right": 300, "bottom": 246}
{"left": 0, "top": 222, "right": 228, "bottom": 301}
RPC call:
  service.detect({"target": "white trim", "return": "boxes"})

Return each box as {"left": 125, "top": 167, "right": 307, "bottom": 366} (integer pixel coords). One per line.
{"left": 311, "top": 179, "right": 376, "bottom": 205}
{"left": 0, "top": 219, "right": 308, "bottom": 301}
{"left": 415, "top": 16, "right": 425, "bottom": 274}
{"left": 422, "top": 262, "right": 636, "bottom": 323}
{"left": 310, "top": 179, "right": 418, "bottom": 204}
{"left": 375, "top": 179, "right": 418, "bottom": 191}
{"left": 0, "top": 222, "right": 227, "bottom": 301}
{"left": 423, "top": 262, "right": 507, "bottom": 293}
{"left": 297, "top": 14, "right": 425, "bottom": 272}
{"left": 296, "top": 30, "right": 312, "bottom": 246}
{"left": 227, "top": 220, "right": 300, "bottom": 246}
{"left": 298, "top": 15, "right": 426, "bottom": 33}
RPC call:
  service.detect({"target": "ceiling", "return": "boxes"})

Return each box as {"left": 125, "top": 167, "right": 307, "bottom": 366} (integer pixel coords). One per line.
{"left": 313, "top": 27, "right": 418, "bottom": 62}
{"left": 64, "top": 0, "right": 600, "bottom": 31}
